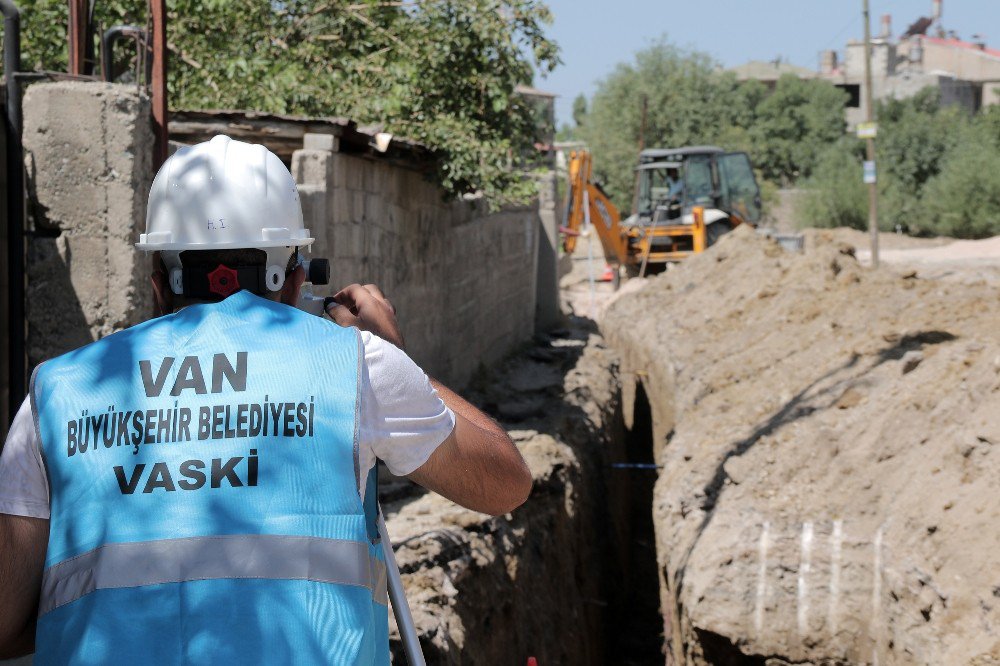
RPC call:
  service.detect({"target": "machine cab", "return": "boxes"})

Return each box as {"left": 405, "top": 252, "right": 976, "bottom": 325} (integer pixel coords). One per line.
{"left": 636, "top": 146, "right": 762, "bottom": 225}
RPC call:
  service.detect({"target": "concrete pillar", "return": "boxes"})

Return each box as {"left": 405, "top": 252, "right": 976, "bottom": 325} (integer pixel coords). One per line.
{"left": 291, "top": 137, "right": 335, "bottom": 262}
{"left": 0, "top": 103, "right": 8, "bottom": 435}
{"left": 535, "top": 171, "right": 562, "bottom": 332}
{"left": 22, "top": 82, "right": 154, "bottom": 369}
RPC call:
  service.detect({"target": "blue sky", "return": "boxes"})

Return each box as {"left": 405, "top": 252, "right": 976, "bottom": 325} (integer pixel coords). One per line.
{"left": 537, "top": 0, "right": 1000, "bottom": 126}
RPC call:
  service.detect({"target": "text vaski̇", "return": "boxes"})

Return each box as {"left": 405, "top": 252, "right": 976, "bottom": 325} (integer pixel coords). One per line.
{"left": 62, "top": 352, "right": 317, "bottom": 494}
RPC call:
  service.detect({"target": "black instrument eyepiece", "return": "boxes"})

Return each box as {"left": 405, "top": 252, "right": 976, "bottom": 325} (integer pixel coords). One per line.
{"left": 305, "top": 258, "right": 330, "bottom": 285}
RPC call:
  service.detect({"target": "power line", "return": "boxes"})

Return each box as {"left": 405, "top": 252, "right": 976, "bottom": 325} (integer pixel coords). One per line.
{"left": 821, "top": 14, "right": 862, "bottom": 52}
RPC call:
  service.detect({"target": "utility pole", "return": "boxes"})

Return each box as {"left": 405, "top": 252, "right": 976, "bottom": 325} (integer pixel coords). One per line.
{"left": 632, "top": 94, "right": 648, "bottom": 215}
{"left": 862, "top": 0, "right": 880, "bottom": 267}
{"left": 151, "top": 0, "right": 169, "bottom": 169}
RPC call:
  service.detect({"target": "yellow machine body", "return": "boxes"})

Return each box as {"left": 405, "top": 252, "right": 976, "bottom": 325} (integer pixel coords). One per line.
{"left": 563, "top": 149, "right": 707, "bottom": 269}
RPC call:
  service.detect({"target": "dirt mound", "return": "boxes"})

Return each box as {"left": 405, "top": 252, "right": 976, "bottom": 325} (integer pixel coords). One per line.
{"left": 603, "top": 226, "right": 1000, "bottom": 665}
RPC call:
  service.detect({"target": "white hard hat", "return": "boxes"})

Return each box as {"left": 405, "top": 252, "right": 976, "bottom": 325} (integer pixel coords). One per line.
{"left": 137, "top": 135, "right": 313, "bottom": 294}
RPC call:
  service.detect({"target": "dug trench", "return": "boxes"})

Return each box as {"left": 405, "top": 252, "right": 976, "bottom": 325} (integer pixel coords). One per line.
{"left": 387, "top": 225, "right": 1000, "bottom": 665}
{"left": 381, "top": 315, "right": 665, "bottom": 664}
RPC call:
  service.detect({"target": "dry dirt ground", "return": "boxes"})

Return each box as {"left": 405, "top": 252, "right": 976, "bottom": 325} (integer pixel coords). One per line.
{"left": 827, "top": 228, "right": 1000, "bottom": 286}
{"left": 602, "top": 227, "right": 1000, "bottom": 665}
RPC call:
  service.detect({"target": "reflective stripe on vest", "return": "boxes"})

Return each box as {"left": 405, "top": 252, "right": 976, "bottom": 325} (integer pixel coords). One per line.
{"left": 39, "top": 534, "right": 389, "bottom": 616}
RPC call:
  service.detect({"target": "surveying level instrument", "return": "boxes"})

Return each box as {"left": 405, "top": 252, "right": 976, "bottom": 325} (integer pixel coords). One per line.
{"left": 295, "top": 254, "right": 332, "bottom": 315}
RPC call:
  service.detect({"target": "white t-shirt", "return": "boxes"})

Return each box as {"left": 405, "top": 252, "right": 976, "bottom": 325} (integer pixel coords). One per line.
{"left": 0, "top": 330, "right": 454, "bottom": 519}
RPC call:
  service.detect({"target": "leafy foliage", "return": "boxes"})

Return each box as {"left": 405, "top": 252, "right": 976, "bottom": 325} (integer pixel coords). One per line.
{"left": 14, "top": 0, "right": 559, "bottom": 205}
{"left": 798, "top": 139, "right": 867, "bottom": 231}
{"left": 875, "top": 88, "right": 962, "bottom": 230}
{"left": 579, "top": 40, "right": 746, "bottom": 206}
{"left": 748, "top": 75, "right": 847, "bottom": 183}
{"left": 800, "top": 89, "right": 1000, "bottom": 238}
{"left": 918, "top": 118, "right": 1000, "bottom": 238}
{"left": 575, "top": 39, "right": 848, "bottom": 210}
{"left": 571, "top": 93, "right": 587, "bottom": 127}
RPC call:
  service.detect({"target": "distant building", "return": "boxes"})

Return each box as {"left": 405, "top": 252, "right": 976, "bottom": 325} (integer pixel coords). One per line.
{"left": 515, "top": 84, "right": 557, "bottom": 166}
{"left": 734, "top": 1, "right": 1000, "bottom": 128}
{"left": 731, "top": 60, "right": 816, "bottom": 90}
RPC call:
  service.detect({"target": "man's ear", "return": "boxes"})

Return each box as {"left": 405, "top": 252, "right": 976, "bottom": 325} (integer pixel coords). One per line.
{"left": 151, "top": 265, "right": 173, "bottom": 317}
{"left": 280, "top": 266, "right": 305, "bottom": 306}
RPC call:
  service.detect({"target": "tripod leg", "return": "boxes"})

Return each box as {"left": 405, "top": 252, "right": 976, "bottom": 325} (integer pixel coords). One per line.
{"left": 378, "top": 511, "right": 426, "bottom": 666}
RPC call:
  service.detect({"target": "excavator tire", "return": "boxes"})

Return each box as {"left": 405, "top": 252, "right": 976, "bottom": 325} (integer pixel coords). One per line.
{"left": 706, "top": 220, "right": 732, "bottom": 247}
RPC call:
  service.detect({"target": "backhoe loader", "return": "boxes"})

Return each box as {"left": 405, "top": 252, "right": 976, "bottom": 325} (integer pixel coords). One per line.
{"left": 562, "top": 146, "right": 762, "bottom": 287}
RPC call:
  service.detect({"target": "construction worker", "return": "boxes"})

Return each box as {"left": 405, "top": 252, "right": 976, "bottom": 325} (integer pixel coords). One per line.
{"left": 665, "top": 166, "right": 684, "bottom": 204}
{"left": 0, "top": 135, "right": 532, "bottom": 664}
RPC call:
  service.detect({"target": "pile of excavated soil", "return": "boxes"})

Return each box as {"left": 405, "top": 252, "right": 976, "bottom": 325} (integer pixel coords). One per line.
{"left": 809, "top": 227, "right": 1000, "bottom": 286}
{"left": 603, "top": 226, "right": 1000, "bottom": 665}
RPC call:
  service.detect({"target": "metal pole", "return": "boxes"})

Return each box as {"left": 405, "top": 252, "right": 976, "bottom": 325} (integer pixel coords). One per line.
{"left": 583, "top": 185, "right": 596, "bottom": 319}
{"left": 1, "top": 0, "right": 24, "bottom": 424}
{"left": 150, "top": 0, "right": 168, "bottom": 169}
{"left": 631, "top": 94, "right": 648, "bottom": 216}
{"left": 862, "top": 0, "right": 879, "bottom": 268}
{"left": 378, "top": 513, "right": 426, "bottom": 666}
{"left": 68, "top": 0, "right": 87, "bottom": 75}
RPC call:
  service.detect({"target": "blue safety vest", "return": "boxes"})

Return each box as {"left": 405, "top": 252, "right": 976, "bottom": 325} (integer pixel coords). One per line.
{"left": 30, "top": 290, "right": 389, "bottom": 664}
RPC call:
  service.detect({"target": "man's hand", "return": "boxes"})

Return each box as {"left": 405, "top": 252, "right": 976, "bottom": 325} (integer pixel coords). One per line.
{"left": 326, "top": 283, "right": 405, "bottom": 349}
{"left": 328, "top": 282, "right": 531, "bottom": 516}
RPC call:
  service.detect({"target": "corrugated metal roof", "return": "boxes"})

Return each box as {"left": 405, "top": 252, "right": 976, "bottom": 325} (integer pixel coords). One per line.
{"left": 169, "top": 109, "right": 432, "bottom": 166}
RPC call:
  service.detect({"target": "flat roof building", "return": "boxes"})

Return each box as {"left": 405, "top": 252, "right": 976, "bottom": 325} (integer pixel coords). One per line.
{"left": 733, "top": 2, "right": 1000, "bottom": 128}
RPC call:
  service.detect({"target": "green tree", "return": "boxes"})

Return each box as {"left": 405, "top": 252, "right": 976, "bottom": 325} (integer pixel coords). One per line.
{"left": 748, "top": 75, "right": 847, "bottom": 183}
{"left": 13, "top": 0, "right": 559, "bottom": 206}
{"left": 797, "top": 139, "right": 867, "bottom": 230}
{"left": 579, "top": 39, "right": 747, "bottom": 207}
{"left": 799, "top": 87, "right": 1000, "bottom": 238}
{"left": 917, "top": 117, "right": 1000, "bottom": 238}
{"left": 571, "top": 93, "right": 587, "bottom": 127}
{"left": 577, "top": 39, "right": 847, "bottom": 211}
{"left": 874, "top": 88, "right": 961, "bottom": 230}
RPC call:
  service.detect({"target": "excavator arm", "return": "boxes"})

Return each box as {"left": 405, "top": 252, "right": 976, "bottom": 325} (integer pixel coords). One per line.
{"left": 562, "top": 150, "right": 629, "bottom": 265}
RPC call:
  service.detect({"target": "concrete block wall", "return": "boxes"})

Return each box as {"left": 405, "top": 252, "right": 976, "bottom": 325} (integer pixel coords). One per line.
{"left": 292, "top": 144, "right": 541, "bottom": 387}
{"left": 18, "top": 84, "right": 547, "bottom": 391}
{"left": 535, "top": 171, "right": 561, "bottom": 332}
{"left": 22, "top": 82, "right": 154, "bottom": 369}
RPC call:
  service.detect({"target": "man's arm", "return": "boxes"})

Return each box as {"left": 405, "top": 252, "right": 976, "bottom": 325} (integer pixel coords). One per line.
{"left": 407, "top": 380, "right": 531, "bottom": 516}
{"left": 0, "top": 514, "right": 47, "bottom": 658}
{"left": 328, "top": 284, "right": 532, "bottom": 516}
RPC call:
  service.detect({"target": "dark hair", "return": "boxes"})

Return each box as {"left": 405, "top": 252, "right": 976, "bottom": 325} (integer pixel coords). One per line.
{"left": 155, "top": 249, "right": 299, "bottom": 303}
{"left": 179, "top": 249, "right": 297, "bottom": 273}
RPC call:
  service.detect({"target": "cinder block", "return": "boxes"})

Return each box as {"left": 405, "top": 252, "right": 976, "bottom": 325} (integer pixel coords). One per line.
{"left": 291, "top": 149, "right": 332, "bottom": 186}
{"left": 331, "top": 153, "right": 349, "bottom": 190}
{"left": 353, "top": 191, "right": 366, "bottom": 221}
{"left": 344, "top": 155, "right": 364, "bottom": 191}
{"left": 297, "top": 186, "right": 328, "bottom": 255}
{"left": 364, "top": 193, "right": 386, "bottom": 225}
{"left": 302, "top": 132, "right": 339, "bottom": 152}
{"left": 332, "top": 190, "right": 352, "bottom": 224}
